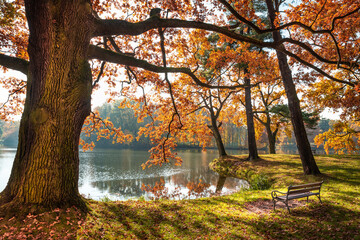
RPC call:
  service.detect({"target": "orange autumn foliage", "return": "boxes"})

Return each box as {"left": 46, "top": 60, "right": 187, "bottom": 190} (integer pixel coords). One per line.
{"left": 1, "top": 0, "right": 359, "bottom": 160}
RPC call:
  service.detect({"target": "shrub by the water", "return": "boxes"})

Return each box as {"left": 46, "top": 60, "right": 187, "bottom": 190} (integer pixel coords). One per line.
{"left": 248, "top": 173, "right": 272, "bottom": 190}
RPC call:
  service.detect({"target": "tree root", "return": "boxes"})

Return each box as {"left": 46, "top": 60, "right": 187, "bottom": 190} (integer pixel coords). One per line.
{"left": 0, "top": 193, "right": 89, "bottom": 219}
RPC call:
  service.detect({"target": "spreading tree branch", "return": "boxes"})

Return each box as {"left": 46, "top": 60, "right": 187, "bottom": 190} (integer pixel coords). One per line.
{"left": 93, "top": 17, "right": 266, "bottom": 47}
{"left": 88, "top": 45, "right": 249, "bottom": 89}
{"left": 0, "top": 53, "right": 29, "bottom": 75}
{"left": 92, "top": 16, "right": 358, "bottom": 86}
{"left": 218, "top": 0, "right": 360, "bottom": 35}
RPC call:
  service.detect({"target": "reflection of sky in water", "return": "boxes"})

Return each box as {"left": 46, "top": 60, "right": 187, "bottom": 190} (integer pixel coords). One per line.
{"left": 78, "top": 149, "right": 248, "bottom": 201}
{"left": 0, "top": 148, "right": 17, "bottom": 191}
{"left": 0, "top": 148, "right": 247, "bottom": 201}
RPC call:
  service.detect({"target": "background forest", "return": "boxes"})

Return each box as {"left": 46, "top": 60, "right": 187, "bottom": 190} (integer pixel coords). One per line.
{"left": 0, "top": 102, "right": 334, "bottom": 153}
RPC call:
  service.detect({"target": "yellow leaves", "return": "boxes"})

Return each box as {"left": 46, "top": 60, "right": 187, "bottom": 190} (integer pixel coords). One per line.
{"left": 0, "top": 76, "right": 26, "bottom": 120}
{"left": 314, "top": 120, "right": 360, "bottom": 154}
{"left": 305, "top": 77, "right": 360, "bottom": 121}
{"left": 186, "top": 179, "right": 210, "bottom": 195}
{"left": 284, "top": 0, "right": 360, "bottom": 72}
{"left": 79, "top": 139, "right": 95, "bottom": 152}
{"left": 141, "top": 137, "right": 183, "bottom": 169}
{"left": 81, "top": 111, "right": 133, "bottom": 151}
{"left": 283, "top": 127, "right": 293, "bottom": 141}
{"left": 141, "top": 178, "right": 167, "bottom": 200}
{"left": 0, "top": 0, "right": 28, "bottom": 60}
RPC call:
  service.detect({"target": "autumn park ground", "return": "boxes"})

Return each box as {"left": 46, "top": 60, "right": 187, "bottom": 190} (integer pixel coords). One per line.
{"left": 0, "top": 154, "right": 359, "bottom": 239}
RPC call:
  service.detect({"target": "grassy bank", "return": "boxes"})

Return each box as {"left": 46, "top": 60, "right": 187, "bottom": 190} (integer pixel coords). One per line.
{"left": 1, "top": 154, "right": 359, "bottom": 239}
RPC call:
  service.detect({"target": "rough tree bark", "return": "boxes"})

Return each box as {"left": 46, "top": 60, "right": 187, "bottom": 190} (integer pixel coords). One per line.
{"left": 244, "top": 75, "right": 259, "bottom": 160}
{"left": 265, "top": 0, "right": 321, "bottom": 175}
{"left": 0, "top": 0, "right": 93, "bottom": 213}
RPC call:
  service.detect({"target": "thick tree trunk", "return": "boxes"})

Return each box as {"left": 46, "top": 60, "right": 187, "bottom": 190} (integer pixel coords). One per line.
{"left": 244, "top": 76, "right": 258, "bottom": 160}
{"left": 0, "top": 1, "right": 93, "bottom": 213}
{"left": 265, "top": 0, "right": 320, "bottom": 175}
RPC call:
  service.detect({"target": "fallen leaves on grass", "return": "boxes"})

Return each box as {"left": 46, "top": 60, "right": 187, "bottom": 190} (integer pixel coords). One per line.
{"left": 0, "top": 207, "right": 85, "bottom": 239}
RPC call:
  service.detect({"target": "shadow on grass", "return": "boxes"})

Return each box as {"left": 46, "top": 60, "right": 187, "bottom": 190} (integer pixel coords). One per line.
{"left": 81, "top": 195, "right": 360, "bottom": 239}
{"left": 251, "top": 203, "right": 360, "bottom": 240}
{"left": 319, "top": 167, "right": 360, "bottom": 186}
{"left": 77, "top": 155, "right": 360, "bottom": 239}
{"left": 97, "top": 201, "right": 215, "bottom": 239}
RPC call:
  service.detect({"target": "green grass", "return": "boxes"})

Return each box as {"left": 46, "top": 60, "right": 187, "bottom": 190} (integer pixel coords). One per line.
{"left": 1, "top": 154, "right": 359, "bottom": 239}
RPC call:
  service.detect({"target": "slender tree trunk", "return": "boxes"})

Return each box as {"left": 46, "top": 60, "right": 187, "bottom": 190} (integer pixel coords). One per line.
{"left": 215, "top": 176, "right": 227, "bottom": 193}
{"left": 265, "top": 0, "right": 320, "bottom": 174}
{"left": 244, "top": 75, "right": 258, "bottom": 160}
{"left": 208, "top": 115, "right": 228, "bottom": 193}
{"left": 0, "top": 1, "right": 93, "bottom": 213}
{"left": 265, "top": 124, "right": 276, "bottom": 154}
{"left": 209, "top": 117, "right": 227, "bottom": 157}
{"left": 264, "top": 112, "right": 277, "bottom": 154}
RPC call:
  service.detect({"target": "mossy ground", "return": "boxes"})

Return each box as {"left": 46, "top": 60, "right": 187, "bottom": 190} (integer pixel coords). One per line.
{"left": 1, "top": 154, "right": 359, "bottom": 239}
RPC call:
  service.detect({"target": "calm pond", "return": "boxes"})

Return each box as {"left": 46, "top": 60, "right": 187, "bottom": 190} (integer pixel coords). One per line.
{"left": 0, "top": 147, "right": 252, "bottom": 201}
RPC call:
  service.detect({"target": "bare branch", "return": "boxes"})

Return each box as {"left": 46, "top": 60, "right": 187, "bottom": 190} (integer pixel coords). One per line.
{"left": 219, "top": 0, "right": 359, "bottom": 36}
{"left": 159, "top": 27, "right": 183, "bottom": 129}
{"left": 0, "top": 83, "right": 27, "bottom": 110}
{"left": 0, "top": 53, "right": 29, "bottom": 75}
{"left": 253, "top": 113, "right": 266, "bottom": 125}
{"left": 92, "top": 61, "right": 106, "bottom": 88}
{"left": 187, "top": 105, "right": 206, "bottom": 115}
{"left": 217, "top": 0, "right": 261, "bottom": 33}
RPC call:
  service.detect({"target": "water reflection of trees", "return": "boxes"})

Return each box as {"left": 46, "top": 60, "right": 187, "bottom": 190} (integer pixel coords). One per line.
{"left": 79, "top": 149, "right": 246, "bottom": 199}
{"left": 90, "top": 169, "right": 244, "bottom": 199}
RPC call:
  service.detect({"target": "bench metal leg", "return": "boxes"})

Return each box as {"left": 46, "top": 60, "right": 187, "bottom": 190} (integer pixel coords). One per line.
{"left": 273, "top": 200, "right": 276, "bottom": 211}
{"left": 317, "top": 194, "right": 322, "bottom": 203}
{"left": 285, "top": 201, "right": 291, "bottom": 213}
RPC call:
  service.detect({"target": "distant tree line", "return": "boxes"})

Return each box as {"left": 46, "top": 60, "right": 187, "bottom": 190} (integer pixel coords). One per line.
{"left": 81, "top": 102, "right": 332, "bottom": 152}
{"left": 81, "top": 102, "right": 153, "bottom": 149}
{"left": 0, "top": 103, "right": 332, "bottom": 152}
{"left": 0, "top": 120, "right": 19, "bottom": 147}
{"left": 81, "top": 101, "right": 252, "bottom": 150}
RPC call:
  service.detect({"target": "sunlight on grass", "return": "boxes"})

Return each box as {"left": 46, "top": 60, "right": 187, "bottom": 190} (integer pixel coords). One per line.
{"left": 76, "top": 154, "right": 360, "bottom": 239}
{"left": 1, "top": 154, "right": 359, "bottom": 239}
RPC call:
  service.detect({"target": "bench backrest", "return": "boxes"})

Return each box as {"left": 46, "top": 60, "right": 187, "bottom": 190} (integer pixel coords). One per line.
{"left": 287, "top": 181, "right": 323, "bottom": 195}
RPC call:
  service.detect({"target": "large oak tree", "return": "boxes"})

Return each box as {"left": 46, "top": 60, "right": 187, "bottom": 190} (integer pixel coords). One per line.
{"left": 0, "top": 0, "right": 358, "bottom": 213}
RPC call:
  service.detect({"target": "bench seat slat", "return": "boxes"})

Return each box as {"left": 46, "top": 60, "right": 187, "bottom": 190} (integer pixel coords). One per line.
{"left": 288, "top": 186, "right": 321, "bottom": 195}
{"left": 289, "top": 182, "right": 323, "bottom": 190}
{"left": 276, "top": 192, "right": 318, "bottom": 200}
{"left": 271, "top": 181, "right": 323, "bottom": 213}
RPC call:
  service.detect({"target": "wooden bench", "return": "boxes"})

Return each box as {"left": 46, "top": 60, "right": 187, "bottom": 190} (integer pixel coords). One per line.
{"left": 271, "top": 181, "right": 323, "bottom": 213}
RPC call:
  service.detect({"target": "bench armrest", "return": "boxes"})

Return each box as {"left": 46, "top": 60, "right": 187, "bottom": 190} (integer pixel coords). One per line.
{"left": 271, "top": 190, "right": 286, "bottom": 199}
